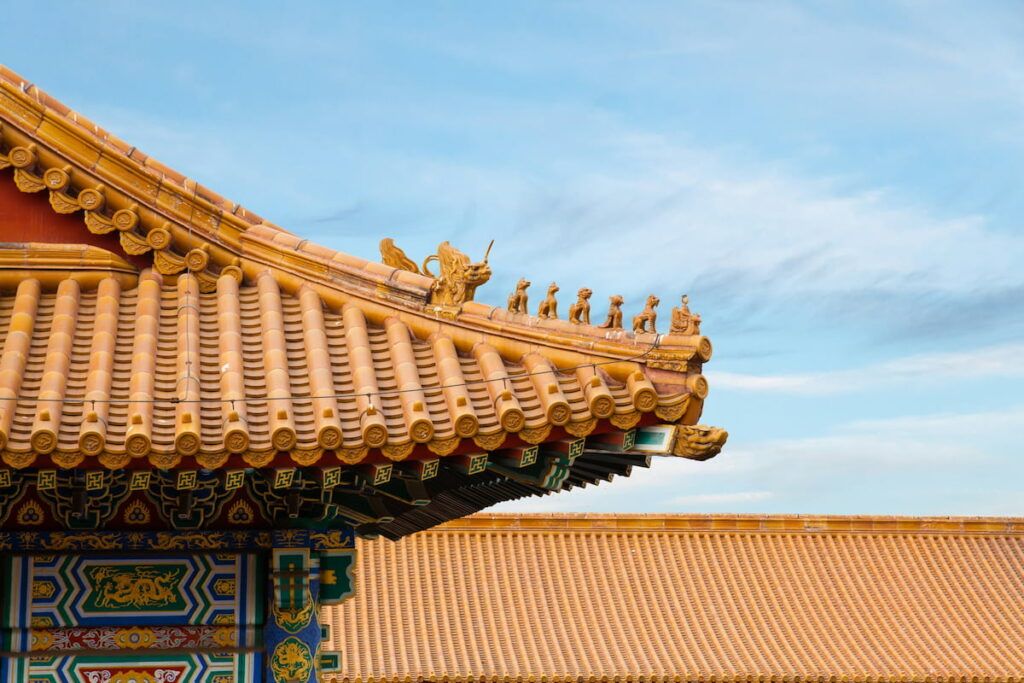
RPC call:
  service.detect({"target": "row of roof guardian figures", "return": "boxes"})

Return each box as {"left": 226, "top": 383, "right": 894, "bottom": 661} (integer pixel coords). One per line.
{"left": 380, "top": 238, "right": 701, "bottom": 336}
{"left": 510, "top": 282, "right": 700, "bottom": 335}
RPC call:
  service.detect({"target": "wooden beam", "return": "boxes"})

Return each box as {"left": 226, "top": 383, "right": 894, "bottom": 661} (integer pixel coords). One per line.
{"left": 449, "top": 453, "right": 489, "bottom": 476}
{"left": 492, "top": 444, "right": 539, "bottom": 468}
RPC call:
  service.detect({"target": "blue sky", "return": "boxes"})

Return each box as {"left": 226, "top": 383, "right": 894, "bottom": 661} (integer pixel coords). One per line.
{"left": 6, "top": 1, "right": 1022, "bottom": 514}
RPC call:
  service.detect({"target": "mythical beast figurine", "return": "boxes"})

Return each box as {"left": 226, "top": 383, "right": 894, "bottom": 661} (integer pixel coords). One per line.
{"left": 507, "top": 278, "right": 530, "bottom": 314}
{"left": 672, "top": 425, "right": 729, "bottom": 461}
{"left": 537, "top": 282, "right": 559, "bottom": 319}
{"left": 598, "top": 295, "right": 625, "bottom": 330}
{"left": 568, "top": 287, "right": 592, "bottom": 325}
{"left": 380, "top": 238, "right": 493, "bottom": 308}
{"left": 632, "top": 295, "right": 660, "bottom": 334}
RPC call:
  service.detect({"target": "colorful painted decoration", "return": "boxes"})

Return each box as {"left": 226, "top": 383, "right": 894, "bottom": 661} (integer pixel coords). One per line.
{"left": 2, "top": 554, "right": 263, "bottom": 628}
{"left": 270, "top": 637, "right": 314, "bottom": 682}
{"left": 319, "top": 550, "right": 357, "bottom": 605}
{"left": 12, "top": 654, "right": 258, "bottom": 683}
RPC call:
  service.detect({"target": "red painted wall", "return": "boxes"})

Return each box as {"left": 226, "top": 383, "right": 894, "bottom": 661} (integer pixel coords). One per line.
{"left": 0, "top": 170, "right": 147, "bottom": 269}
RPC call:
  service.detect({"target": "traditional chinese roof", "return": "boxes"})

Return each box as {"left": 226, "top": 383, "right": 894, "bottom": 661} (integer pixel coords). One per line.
{"left": 0, "top": 66, "right": 724, "bottom": 533}
{"left": 325, "top": 513, "right": 1024, "bottom": 683}
{"left": 0, "top": 258, "right": 697, "bottom": 467}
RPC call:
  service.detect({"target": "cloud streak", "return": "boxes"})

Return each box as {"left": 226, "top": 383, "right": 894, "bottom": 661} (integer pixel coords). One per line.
{"left": 495, "top": 404, "right": 1024, "bottom": 515}
{"left": 710, "top": 342, "right": 1024, "bottom": 395}
{"left": 668, "top": 491, "right": 774, "bottom": 507}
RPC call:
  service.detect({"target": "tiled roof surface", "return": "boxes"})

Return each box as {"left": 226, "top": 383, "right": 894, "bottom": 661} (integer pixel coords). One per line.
{"left": 0, "top": 268, "right": 688, "bottom": 470}
{"left": 325, "top": 514, "right": 1024, "bottom": 683}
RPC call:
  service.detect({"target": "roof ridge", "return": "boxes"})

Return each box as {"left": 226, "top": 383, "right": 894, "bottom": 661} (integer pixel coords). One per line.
{"left": 429, "top": 512, "right": 1024, "bottom": 535}
{"left": 0, "top": 64, "right": 273, "bottom": 232}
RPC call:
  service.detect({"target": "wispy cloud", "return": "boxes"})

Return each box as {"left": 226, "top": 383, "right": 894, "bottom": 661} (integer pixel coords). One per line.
{"left": 711, "top": 342, "right": 1024, "bottom": 395}
{"left": 494, "top": 404, "right": 1024, "bottom": 515}
{"left": 28, "top": 3, "right": 1024, "bottom": 351}
{"left": 668, "top": 491, "right": 774, "bottom": 507}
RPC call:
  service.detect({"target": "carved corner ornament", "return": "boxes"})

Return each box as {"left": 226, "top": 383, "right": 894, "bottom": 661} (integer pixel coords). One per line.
{"left": 380, "top": 237, "right": 421, "bottom": 273}
{"left": 672, "top": 424, "right": 728, "bottom": 461}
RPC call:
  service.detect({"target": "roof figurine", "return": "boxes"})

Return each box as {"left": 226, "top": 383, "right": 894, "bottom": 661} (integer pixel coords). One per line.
{"left": 378, "top": 237, "right": 420, "bottom": 274}
{"left": 507, "top": 277, "right": 530, "bottom": 314}
{"left": 537, "top": 282, "right": 559, "bottom": 319}
{"left": 632, "top": 294, "right": 660, "bottom": 334}
{"left": 598, "top": 294, "right": 625, "bottom": 329}
{"left": 380, "top": 238, "right": 493, "bottom": 312}
{"left": 423, "top": 239, "right": 493, "bottom": 310}
{"left": 568, "top": 287, "right": 592, "bottom": 324}
{"left": 670, "top": 293, "right": 702, "bottom": 335}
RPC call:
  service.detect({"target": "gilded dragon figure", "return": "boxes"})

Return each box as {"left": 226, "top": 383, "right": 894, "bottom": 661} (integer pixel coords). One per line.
{"left": 380, "top": 238, "right": 493, "bottom": 309}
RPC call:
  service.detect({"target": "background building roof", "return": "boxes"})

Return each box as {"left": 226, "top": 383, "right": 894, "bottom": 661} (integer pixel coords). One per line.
{"left": 325, "top": 513, "right": 1024, "bottom": 683}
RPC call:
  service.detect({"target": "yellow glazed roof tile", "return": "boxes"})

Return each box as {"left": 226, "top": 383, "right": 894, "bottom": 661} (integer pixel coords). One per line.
{"left": 0, "top": 264, "right": 697, "bottom": 470}
{"left": 324, "top": 513, "right": 1024, "bottom": 683}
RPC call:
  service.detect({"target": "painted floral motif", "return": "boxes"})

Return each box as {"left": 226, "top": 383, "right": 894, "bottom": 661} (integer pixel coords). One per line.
{"left": 25, "top": 626, "right": 241, "bottom": 652}
{"left": 212, "top": 628, "right": 237, "bottom": 648}
{"left": 30, "top": 629, "right": 54, "bottom": 651}
{"left": 227, "top": 499, "right": 254, "bottom": 524}
{"left": 0, "top": 528, "right": 352, "bottom": 551}
{"left": 213, "top": 578, "right": 236, "bottom": 596}
{"left": 32, "top": 580, "right": 55, "bottom": 599}
{"left": 112, "top": 627, "right": 158, "bottom": 649}
{"left": 81, "top": 669, "right": 183, "bottom": 683}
